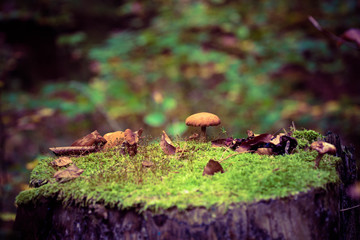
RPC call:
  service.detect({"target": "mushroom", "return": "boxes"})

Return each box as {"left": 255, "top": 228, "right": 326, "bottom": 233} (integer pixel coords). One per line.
{"left": 310, "top": 141, "right": 337, "bottom": 169}
{"left": 185, "top": 112, "right": 221, "bottom": 141}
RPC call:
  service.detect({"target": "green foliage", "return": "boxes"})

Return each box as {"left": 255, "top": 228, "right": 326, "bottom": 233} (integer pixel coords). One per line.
{"left": 2, "top": 0, "right": 360, "bottom": 139}
{"left": 16, "top": 140, "right": 340, "bottom": 211}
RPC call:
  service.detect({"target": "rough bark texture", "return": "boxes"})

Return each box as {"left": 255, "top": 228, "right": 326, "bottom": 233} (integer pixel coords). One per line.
{"left": 14, "top": 133, "right": 359, "bottom": 240}
{"left": 325, "top": 132, "right": 360, "bottom": 240}
{"left": 14, "top": 184, "right": 339, "bottom": 240}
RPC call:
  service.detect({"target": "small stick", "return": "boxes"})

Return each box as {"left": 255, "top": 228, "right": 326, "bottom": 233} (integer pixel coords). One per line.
{"left": 220, "top": 147, "right": 231, "bottom": 159}
{"left": 340, "top": 204, "right": 360, "bottom": 212}
{"left": 176, "top": 142, "right": 188, "bottom": 159}
{"left": 219, "top": 152, "right": 242, "bottom": 163}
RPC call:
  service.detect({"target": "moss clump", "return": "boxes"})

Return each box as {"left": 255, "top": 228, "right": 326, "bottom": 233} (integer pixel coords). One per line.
{"left": 16, "top": 131, "right": 340, "bottom": 212}
{"left": 292, "top": 129, "right": 324, "bottom": 149}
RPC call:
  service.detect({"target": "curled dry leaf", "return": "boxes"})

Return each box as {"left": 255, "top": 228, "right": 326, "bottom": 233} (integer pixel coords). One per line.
{"left": 203, "top": 159, "right": 225, "bottom": 176}
{"left": 103, "top": 128, "right": 143, "bottom": 150}
{"left": 160, "top": 131, "right": 176, "bottom": 155}
{"left": 235, "top": 133, "right": 273, "bottom": 152}
{"left": 124, "top": 129, "right": 137, "bottom": 145}
{"left": 71, "top": 130, "right": 107, "bottom": 148}
{"left": 340, "top": 28, "right": 360, "bottom": 47}
{"left": 49, "top": 146, "right": 97, "bottom": 156}
{"left": 142, "top": 160, "right": 154, "bottom": 167}
{"left": 51, "top": 156, "right": 72, "bottom": 167}
{"left": 54, "top": 164, "right": 84, "bottom": 182}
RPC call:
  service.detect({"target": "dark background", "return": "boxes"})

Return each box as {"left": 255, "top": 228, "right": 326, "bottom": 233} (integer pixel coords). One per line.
{"left": 1, "top": 0, "right": 360, "bottom": 237}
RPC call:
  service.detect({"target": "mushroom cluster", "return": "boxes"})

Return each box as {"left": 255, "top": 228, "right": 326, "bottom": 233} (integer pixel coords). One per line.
{"left": 185, "top": 112, "right": 221, "bottom": 141}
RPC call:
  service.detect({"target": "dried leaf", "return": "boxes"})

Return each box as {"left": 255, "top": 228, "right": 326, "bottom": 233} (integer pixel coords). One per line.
{"left": 203, "top": 159, "right": 224, "bottom": 176}
{"left": 187, "top": 133, "right": 200, "bottom": 141}
{"left": 235, "top": 133, "right": 272, "bottom": 152}
{"left": 341, "top": 28, "right": 360, "bottom": 47}
{"left": 103, "top": 131, "right": 125, "bottom": 149}
{"left": 71, "top": 130, "right": 107, "bottom": 147}
{"left": 160, "top": 131, "right": 176, "bottom": 155}
{"left": 235, "top": 145, "right": 250, "bottom": 153}
{"left": 211, "top": 138, "right": 234, "bottom": 148}
{"left": 255, "top": 148, "right": 273, "bottom": 155}
{"left": 104, "top": 128, "right": 143, "bottom": 150}
{"left": 270, "top": 133, "right": 286, "bottom": 145}
{"left": 142, "top": 160, "right": 154, "bottom": 167}
{"left": 51, "top": 157, "right": 72, "bottom": 167}
{"left": 49, "top": 146, "right": 97, "bottom": 156}
{"left": 247, "top": 130, "right": 255, "bottom": 137}
{"left": 124, "top": 129, "right": 137, "bottom": 145}
{"left": 54, "top": 164, "right": 84, "bottom": 182}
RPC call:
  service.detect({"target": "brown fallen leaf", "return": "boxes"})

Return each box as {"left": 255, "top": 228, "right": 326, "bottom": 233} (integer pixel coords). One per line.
{"left": 187, "top": 133, "right": 200, "bottom": 141}
{"left": 255, "top": 148, "right": 273, "bottom": 155}
{"left": 270, "top": 133, "right": 286, "bottom": 145}
{"left": 49, "top": 146, "right": 97, "bottom": 156}
{"left": 124, "top": 129, "right": 137, "bottom": 145}
{"left": 160, "top": 131, "right": 176, "bottom": 155}
{"left": 235, "top": 133, "right": 272, "bottom": 153}
{"left": 339, "top": 28, "right": 360, "bottom": 47}
{"left": 211, "top": 138, "right": 234, "bottom": 148}
{"left": 235, "top": 145, "right": 250, "bottom": 153}
{"left": 203, "top": 159, "right": 225, "bottom": 176}
{"left": 71, "top": 130, "right": 107, "bottom": 147}
{"left": 142, "top": 160, "right": 154, "bottom": 167}
{"left": 51, "top": 157, "right": 73, "bottom": 167}
{"left": 103, "top": 128, "right": 143, "bottom": 151}
{"left": 54, "top": 164, "right": 84, "bottom": 182}
{"left": 103, "top": 131, "right": 125, "bottom": 149}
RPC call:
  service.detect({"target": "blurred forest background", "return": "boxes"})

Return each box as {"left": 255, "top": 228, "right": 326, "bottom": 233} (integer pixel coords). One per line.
{"left": 1, "top": 0, "right": 360, "bottom": 237}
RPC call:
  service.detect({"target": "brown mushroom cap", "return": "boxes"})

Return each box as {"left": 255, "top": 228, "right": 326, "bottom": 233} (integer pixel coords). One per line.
{"left": 185, "top": 112, "right": 221, "bottom": 127}
{"left": 310, "top": 141, "right": 337, "bottom": 155}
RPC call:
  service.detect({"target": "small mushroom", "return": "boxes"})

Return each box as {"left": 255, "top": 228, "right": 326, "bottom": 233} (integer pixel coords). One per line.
{"left": 310, "top": 141, "right": 336, "bottom": 168}
{"left": 185, "top": 112, "right": 221, "bottom": 141}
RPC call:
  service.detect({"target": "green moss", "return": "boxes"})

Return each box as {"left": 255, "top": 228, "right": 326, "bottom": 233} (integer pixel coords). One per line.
{"left": 16, "top": 133, "right": 341, "bottom": 212}
{"left": 292, "top": 129, "right": 324, "bottom": 149}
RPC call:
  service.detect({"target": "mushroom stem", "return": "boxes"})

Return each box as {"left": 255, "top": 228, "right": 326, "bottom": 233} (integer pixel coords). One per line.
{"left": 200, "top": 126, "right": 207, "bottom": 142}
{"left": 314, "top": 153, "right": 324, "bottom": 169}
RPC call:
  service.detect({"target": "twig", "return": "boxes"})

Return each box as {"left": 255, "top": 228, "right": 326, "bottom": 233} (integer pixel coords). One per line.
{"left": 219, "top": 152, "right": 242, "bottom": 163}
{"left": 308, "top": 16, "right": 360, "bottom": 50}
{"left": 176, "top": 142, "right": 188, "bottom": 159}
{"left": 220, "top": 147, "right": 231, "bottom": 159}
{"left": 340, "top": 204, "right": 360, "bottom": 212}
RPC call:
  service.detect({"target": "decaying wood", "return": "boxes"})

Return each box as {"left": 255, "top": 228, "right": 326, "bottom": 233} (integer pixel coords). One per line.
{"left": 15, "top": 132, "right": 360, "bottom": 240}
{"left": 49, "top": 146, "right": 97, "bottom": 156}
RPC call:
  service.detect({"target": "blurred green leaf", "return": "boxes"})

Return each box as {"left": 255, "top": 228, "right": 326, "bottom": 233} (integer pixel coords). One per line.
{"left": 166, "top": 122, "right": 187, "bottom": 137}
{"left": 144, "top": 112, "right": 166, "bottom": 127}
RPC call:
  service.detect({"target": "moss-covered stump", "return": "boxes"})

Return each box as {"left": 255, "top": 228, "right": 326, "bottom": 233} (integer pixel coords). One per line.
{"left": 14, "top": 184, "right": 339, "bottom": 240}
{"left": 14, "top": 131, "right": 359, "bottom": 239}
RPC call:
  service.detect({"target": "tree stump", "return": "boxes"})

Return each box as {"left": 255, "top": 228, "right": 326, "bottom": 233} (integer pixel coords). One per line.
{"left": 14, "top": 133, "right": 359, "bottom": 240}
